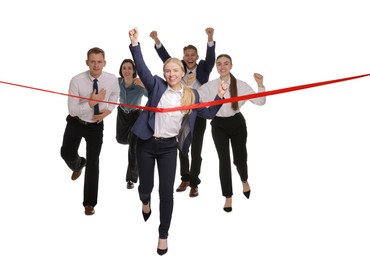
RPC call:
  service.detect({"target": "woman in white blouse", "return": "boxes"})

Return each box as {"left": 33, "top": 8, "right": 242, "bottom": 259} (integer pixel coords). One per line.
{"left": 197, "top": 54, "right": 266, "bottom": 212}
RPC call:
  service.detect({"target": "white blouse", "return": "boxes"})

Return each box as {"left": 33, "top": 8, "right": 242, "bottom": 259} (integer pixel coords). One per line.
{"left": 154, "top": 85, "right": 184, "bottom": 138}
{"left": 198, "top": 77, "right": 266, "bottom": 117}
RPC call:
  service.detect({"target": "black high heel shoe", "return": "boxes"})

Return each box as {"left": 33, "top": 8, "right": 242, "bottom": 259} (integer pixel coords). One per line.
{"left": 157, "top": 239, "right": 168, "bottom": 255}
{"left": 242, "top": 181, "right": 251, "bottom": 199}
{"left": 142, "top": 201, "right": 151, "bottom": 222}
{"left": 157, "top": 247, "right": 168, "bottom": 256}
{"left": 223, "top": 196, "right": 232, "bottom": 212}
{"left": 243, "top": 190, "right": 251, "bottom": 199}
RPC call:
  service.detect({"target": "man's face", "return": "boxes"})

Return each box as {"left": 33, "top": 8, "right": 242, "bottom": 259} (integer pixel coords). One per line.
{"left": 183, "top": 49, "right": 199, "bottom": 70}
{"left": 86, "top": 53, "right": 106, "bottom": 78}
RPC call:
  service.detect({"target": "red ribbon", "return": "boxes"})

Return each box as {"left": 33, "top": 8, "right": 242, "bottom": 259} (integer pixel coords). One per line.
{"left": 1, "top": 73, "right": 369, "bottom": 112}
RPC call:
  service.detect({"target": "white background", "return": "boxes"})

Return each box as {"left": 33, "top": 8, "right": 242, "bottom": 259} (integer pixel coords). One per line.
{"left": 1, "top": 0, "right": 370, "bottom": 259}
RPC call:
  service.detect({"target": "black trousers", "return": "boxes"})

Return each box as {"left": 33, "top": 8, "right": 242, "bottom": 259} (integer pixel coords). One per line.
{"left": 136, "top": 136, "right": 178, "bottom": 239}
{"left": 211, "top": 113, "right": 248, "bottom": 198}
{"left": 116, "top": 107, "right": 141, "bottom": 183}
{"left": 60, "top": 115, "right": 103, "bottom": 207}
{"left": 178, "top": 116, "right": 207, "bottom": 187}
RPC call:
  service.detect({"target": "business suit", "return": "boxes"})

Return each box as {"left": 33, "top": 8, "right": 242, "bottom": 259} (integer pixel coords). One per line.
{"left": 129, "top": 43, "right": 221, "bottom": 239}
{"left": 154, "top": 43, "right": 215, "bottom": 85}
{"left": 154, "top": 42, "right": 216, "bottom": 188}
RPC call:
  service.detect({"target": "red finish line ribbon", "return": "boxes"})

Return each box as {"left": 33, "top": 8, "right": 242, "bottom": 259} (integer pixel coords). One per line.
{"left": 1, "top": 73, "right": 369, "bottom": 112}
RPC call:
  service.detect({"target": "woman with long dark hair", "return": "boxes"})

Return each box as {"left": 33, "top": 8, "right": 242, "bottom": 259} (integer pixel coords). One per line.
{"left": 198, "top": 54, "right": 266, "bottom": 212}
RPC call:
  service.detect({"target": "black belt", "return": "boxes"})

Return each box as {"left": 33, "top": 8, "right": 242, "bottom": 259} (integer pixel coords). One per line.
{"left": 152, "top": 136, "right": 176, "bottom": 141}
{"left": 76, "top": 117, "right": 97, "bottom": 125}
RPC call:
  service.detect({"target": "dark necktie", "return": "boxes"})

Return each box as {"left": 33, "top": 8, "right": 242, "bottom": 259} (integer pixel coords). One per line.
{"left": 93, "top": 79, "right": 100, "bottom": 115}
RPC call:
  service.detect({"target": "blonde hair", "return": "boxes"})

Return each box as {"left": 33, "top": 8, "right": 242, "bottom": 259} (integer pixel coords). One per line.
{"left": 163, "top": 58, "right": 195, "bottom": 115}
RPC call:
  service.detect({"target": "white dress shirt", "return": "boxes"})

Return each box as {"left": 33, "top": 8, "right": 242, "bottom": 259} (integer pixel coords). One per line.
{"left": 68, "top": 71, "right": 120, "bottom": 122}
{"left": 198, "top": 77, "right": 266, "bottom": 117}
{"left": 154, "top": 85, "right": 184, "bottom": 138}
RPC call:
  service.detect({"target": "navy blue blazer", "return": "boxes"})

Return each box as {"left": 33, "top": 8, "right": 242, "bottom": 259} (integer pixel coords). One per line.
{"left": 129, "top": 43, "right": 222, "bottom": 156}
{"left": 154, "top": 42, "right": 216, "bottom": 85}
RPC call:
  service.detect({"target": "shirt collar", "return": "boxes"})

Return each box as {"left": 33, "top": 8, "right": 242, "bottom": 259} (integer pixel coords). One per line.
{"left": 88, "top": 71, "right": 102, "bottom": 81}
{"left": 166, "top": 84, "right": 184, "bottom": 95}
{"left": 186, "top": 66, "right": 197, "bottom": 74}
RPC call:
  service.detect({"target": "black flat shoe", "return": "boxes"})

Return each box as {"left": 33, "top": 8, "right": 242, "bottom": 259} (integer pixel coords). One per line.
{"left": 142, "top": 201, "right": 151, "bottom": 222}
{"left": 223, "top": 207, "right": 232, "bottom": 212}
{"left": 243, "top": 190, "right": 251, "bottom": 199}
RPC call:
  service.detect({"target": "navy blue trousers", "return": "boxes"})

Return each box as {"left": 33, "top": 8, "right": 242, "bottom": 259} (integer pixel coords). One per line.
{"left": 136, "top": 136, "right": 177, "bottom": 239}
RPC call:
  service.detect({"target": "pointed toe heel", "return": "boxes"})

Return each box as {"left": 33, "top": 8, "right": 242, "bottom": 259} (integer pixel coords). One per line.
{"left": 243, "top": 190, "right": 251, "bottom": 199}
{"left": 142, "top": 210, "right": 151, "bottom": 221}
{"left": 157, "top": 239, "right": 168, "bottom": 255}
{"left": 142, "top": 201, "right": 151, "bottom": 221}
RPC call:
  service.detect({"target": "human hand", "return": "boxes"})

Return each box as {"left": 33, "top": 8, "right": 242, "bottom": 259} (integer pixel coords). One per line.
{"left": 92, "top": 109, "right": 111, "bottom": 123}
{"left": 217, "top": 80, "right": 228, "bottom": 98}
{"left": 253, "top": 73, "right": 264, "bottom": 87}
{"left": 89, "top": 88, "right": 106, "bottom": 108}
{"left": 205, "top": 27, "right": 214, "bottom": 42}
{"left": 129, "top": 27, "right": 139, "bottom": 45}
{"left": 133, "top": 78, "right": 145, "bottom": 88}
{"left": 187, "top": 72, "right": 196, "bottom": 85}
{"left": 205, "top": 27, "right": 214, "bottom": 36}
{"left": 149, "top": 31, "right": 158, "bottom": 40}
{"left": 149, "top": 30, "right": 161, "bottom": 45}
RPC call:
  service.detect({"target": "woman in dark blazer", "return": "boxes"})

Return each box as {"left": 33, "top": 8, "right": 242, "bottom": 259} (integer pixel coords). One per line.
{"left": 128, "top": 27, "right": 226, "bottom": 256}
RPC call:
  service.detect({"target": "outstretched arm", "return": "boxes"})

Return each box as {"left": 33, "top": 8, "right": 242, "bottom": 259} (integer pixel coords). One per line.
{"left": 149, "top": 30, "right": 170, "bottom": 63}
{"left": 200, "top": 27, "right": 216, "bottom": 82}
{"left": 128, "top": 27, "right": 155, "bottom": 92}
{"left": 129, "top": 27, "right": 139, "bottom": 46}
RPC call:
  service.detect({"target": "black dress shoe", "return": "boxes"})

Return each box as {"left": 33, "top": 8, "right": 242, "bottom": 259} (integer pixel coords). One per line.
{"left": 142, "top": 201, "right": 151, "bottom": 221}
{"left": 71, "top": 157, "right": 86, "bottom": 181}
{"left": 127, "top": 181, "right": 134, "bottom": 189}
{"left": 243, "top": 190, "right": 251, "bottom": 199}
{"left": 223, "top": 207, "right": 232, "bottom": 213}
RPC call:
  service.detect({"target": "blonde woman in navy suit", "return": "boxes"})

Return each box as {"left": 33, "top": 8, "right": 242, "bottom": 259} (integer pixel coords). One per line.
{"left": 129, "top": 27, "right": 226, "bottom": 255}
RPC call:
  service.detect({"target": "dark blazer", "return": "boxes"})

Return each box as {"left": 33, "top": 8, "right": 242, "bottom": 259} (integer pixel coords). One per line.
{"left": 154, "top": 42, "right": 216, "bottom": 85}
{"left": 129, "top": 43, "right": 222, "bottom": 156}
